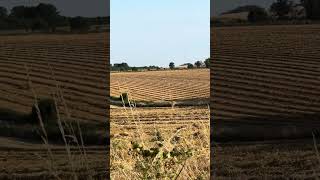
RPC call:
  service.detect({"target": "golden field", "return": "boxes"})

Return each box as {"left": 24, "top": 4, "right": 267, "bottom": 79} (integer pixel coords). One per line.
{"left": 111, "top": 69, "right": 209, "bottom": 101}
{"left": 0, "top": 32, "right": 109, "bottom": 179}
{"left": 211, "top": 24, "right": 320, "bottom": 178}
{"left": 110, "top": 69, "right": 210, "bottom": 179}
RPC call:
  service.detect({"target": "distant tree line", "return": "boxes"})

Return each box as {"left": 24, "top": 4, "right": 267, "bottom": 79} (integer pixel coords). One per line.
{"left": 213, "top": 0, "right": 320, "bottom": 26}
{"left": 111, "top": 58, "right": 210, "bottom": 72}
{"left": 169, "top": 58, "right": 210, "bottom": 70}
{"left": 111, "top": 63, "right": 161, "bottom": 72}
{"left": 0, "top": 3, "right": 109, "bottom": 32}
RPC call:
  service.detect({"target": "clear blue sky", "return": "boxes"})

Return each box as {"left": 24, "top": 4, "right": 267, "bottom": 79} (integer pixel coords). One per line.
{"left": 111, "top": 0, "right": 209, "bottom": 67}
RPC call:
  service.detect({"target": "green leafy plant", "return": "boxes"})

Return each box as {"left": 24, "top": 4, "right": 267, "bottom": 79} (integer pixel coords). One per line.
{"left": 129, "top": 131, "right": 193, "bottom": 179}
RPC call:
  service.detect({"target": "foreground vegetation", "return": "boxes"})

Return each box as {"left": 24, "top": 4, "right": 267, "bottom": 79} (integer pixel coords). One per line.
{"left": 0, "top": 93, "right": 107, "bottom": 179}
{"left": 110, "top": 105, "right": 210, "bottom": 179}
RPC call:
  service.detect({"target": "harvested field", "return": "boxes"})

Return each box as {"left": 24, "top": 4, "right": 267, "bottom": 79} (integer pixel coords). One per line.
{"left": 111, "top": 69, "right": 209, "bottom": 101}
{"left": 0, "top": 33, "right": 109, "bottom": 123}
{"left": 0, "top": 32, "right": 109, "bottom": 178}
{"left": 213, "top": 139, "right": 320, "bottom": 179}
{"left": 111, "top": 106, "right": 209, "bottom": 127}
{"left": 0, "top": 137, "right": 107, "bottom": 179}
{"left": 111, "top": 70, "right": 210, "bottom": 179}
{"left": 211, "top": 24, "right": 320, "bottom": 178}
{"left": 211, "top": 24, "right": 320, "bottom": 138}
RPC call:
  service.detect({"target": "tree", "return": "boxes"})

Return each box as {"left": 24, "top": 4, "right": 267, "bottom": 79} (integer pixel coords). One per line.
{"left": 31, "top": 17, "right": 49, "bottom": 31}
{"left": 0, "top": 7, "right": 8, "bottom": 29}
{"left": 113, "top": 62, "right": 130, "bottom": 71}
{"left": 223, "top": 5, "right": 266, "bottom": 15}
{"left": 169, "top": 62, "right": 175, "bottom": 69}
{"left": 187, "top": 63, "right": 193, "bottom": 69}
{"left": 301, "top": 0, "right": 320, "bottom": 20}
{"left": 10, "top": 6, "right": 26, "bottom": 18}
{"left": 195, "top": 61, "right": 203, "bottom": 68}
{"left": 0, "top": 7, "right": 7, "bottom": 18}
{"left": 131, "top": 67, "right": 138, "bottom": 72}
{"left": 9, "top": 4, "right": 61, "bottom": 32}
{"left": 36, "top": 3, "right": 60, "bottom": 32}
{"left": 270, "top": 0, "right": 294, "bottom": 20}
{"left": 247, "top": 7, "right": 269, "bottom": 22}
{"left": 70, "top": 16, "right": 90, "bottom": 32}
{"left": 204, "top": 58, "right": 210, "bottom": 68}
{"left": 96, "top": 16, "right": 104, "bottom": 25}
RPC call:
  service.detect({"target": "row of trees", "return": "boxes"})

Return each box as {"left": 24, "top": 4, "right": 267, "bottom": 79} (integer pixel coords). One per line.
{"left": 222, "top": 0, "right": 320, "bottom": 23}
{"left": 111, "top": 58, "right": 211, "bottom": 72}
{"left": 0, "top": 3, "right": 109, "bottom": 32}
{"left": 301, "top": 0, "right": 320, "bottom": 20}
{"left": 111, "top": 63, "right": 161, "bottom": 72}
{"left": 270, "top": 0, "right": 320, "bottom": 20}
{"left": 169, "top": 58, "right": 210, "bottom": 69}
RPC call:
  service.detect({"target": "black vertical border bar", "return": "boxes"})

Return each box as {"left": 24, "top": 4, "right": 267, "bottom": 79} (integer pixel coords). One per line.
{"left": 106, "top": 0, "right": 110, "bottom": 178}
{"left": 210, "top": 0, "right": 214, "bottom": 179}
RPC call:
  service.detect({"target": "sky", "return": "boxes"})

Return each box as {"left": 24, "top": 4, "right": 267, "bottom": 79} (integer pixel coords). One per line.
{"left": 111, "top": 0, "right": 210, "bottom": 67}
{"left": 0, "top": 0, "right": 109, "bottom": 17}
{"left": 212, "top": 0, "right": 300, "bottom": 16}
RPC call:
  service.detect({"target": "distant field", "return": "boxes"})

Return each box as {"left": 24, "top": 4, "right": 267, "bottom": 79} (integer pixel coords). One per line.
{"left": 111, "top": 69, "right": 209, "bottom": 101}
{"left": 0, "top": 33, "right": 109, "bottom": 123}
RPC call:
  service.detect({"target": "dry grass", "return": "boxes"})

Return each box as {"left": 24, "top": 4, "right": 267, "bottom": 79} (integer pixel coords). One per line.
{"left": 15, "top": 63, "right": 107, "bottom": 179}
{"left": 110, "top": 70, "right": 210, "bottom": 179}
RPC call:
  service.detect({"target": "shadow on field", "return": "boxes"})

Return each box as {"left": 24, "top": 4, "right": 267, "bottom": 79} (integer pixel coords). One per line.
{"left": 0, "top": 99, "right": 106, "bottom": 145}
{"left": 110, "top": 95, "right": 209, "bottom": 107}
{"left": 212, "top": 113, "right": 320, "bottom": 142}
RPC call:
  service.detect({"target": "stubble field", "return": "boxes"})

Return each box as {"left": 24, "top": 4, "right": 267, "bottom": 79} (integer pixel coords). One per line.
{"left": 111, "top": 69, "right": 209, "bottom": 101}
{"left": 110, "top": 69, "right": 210, "bottom": 179}
{"left": 0, "top": 32, "right": 109, "bottom": 179}
{"left": 211, "top": 24, "right": 320, "bottom": 178}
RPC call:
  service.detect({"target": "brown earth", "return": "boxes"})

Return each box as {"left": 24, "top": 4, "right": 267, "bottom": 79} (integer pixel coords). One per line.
{"left": 211, "top": 24, "right": 320, "bottom": 178}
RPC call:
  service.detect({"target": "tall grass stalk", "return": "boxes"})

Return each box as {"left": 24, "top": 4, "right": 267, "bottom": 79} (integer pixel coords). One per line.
{"left": 24, "top": 60, "right": 97, "bottom": 179}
